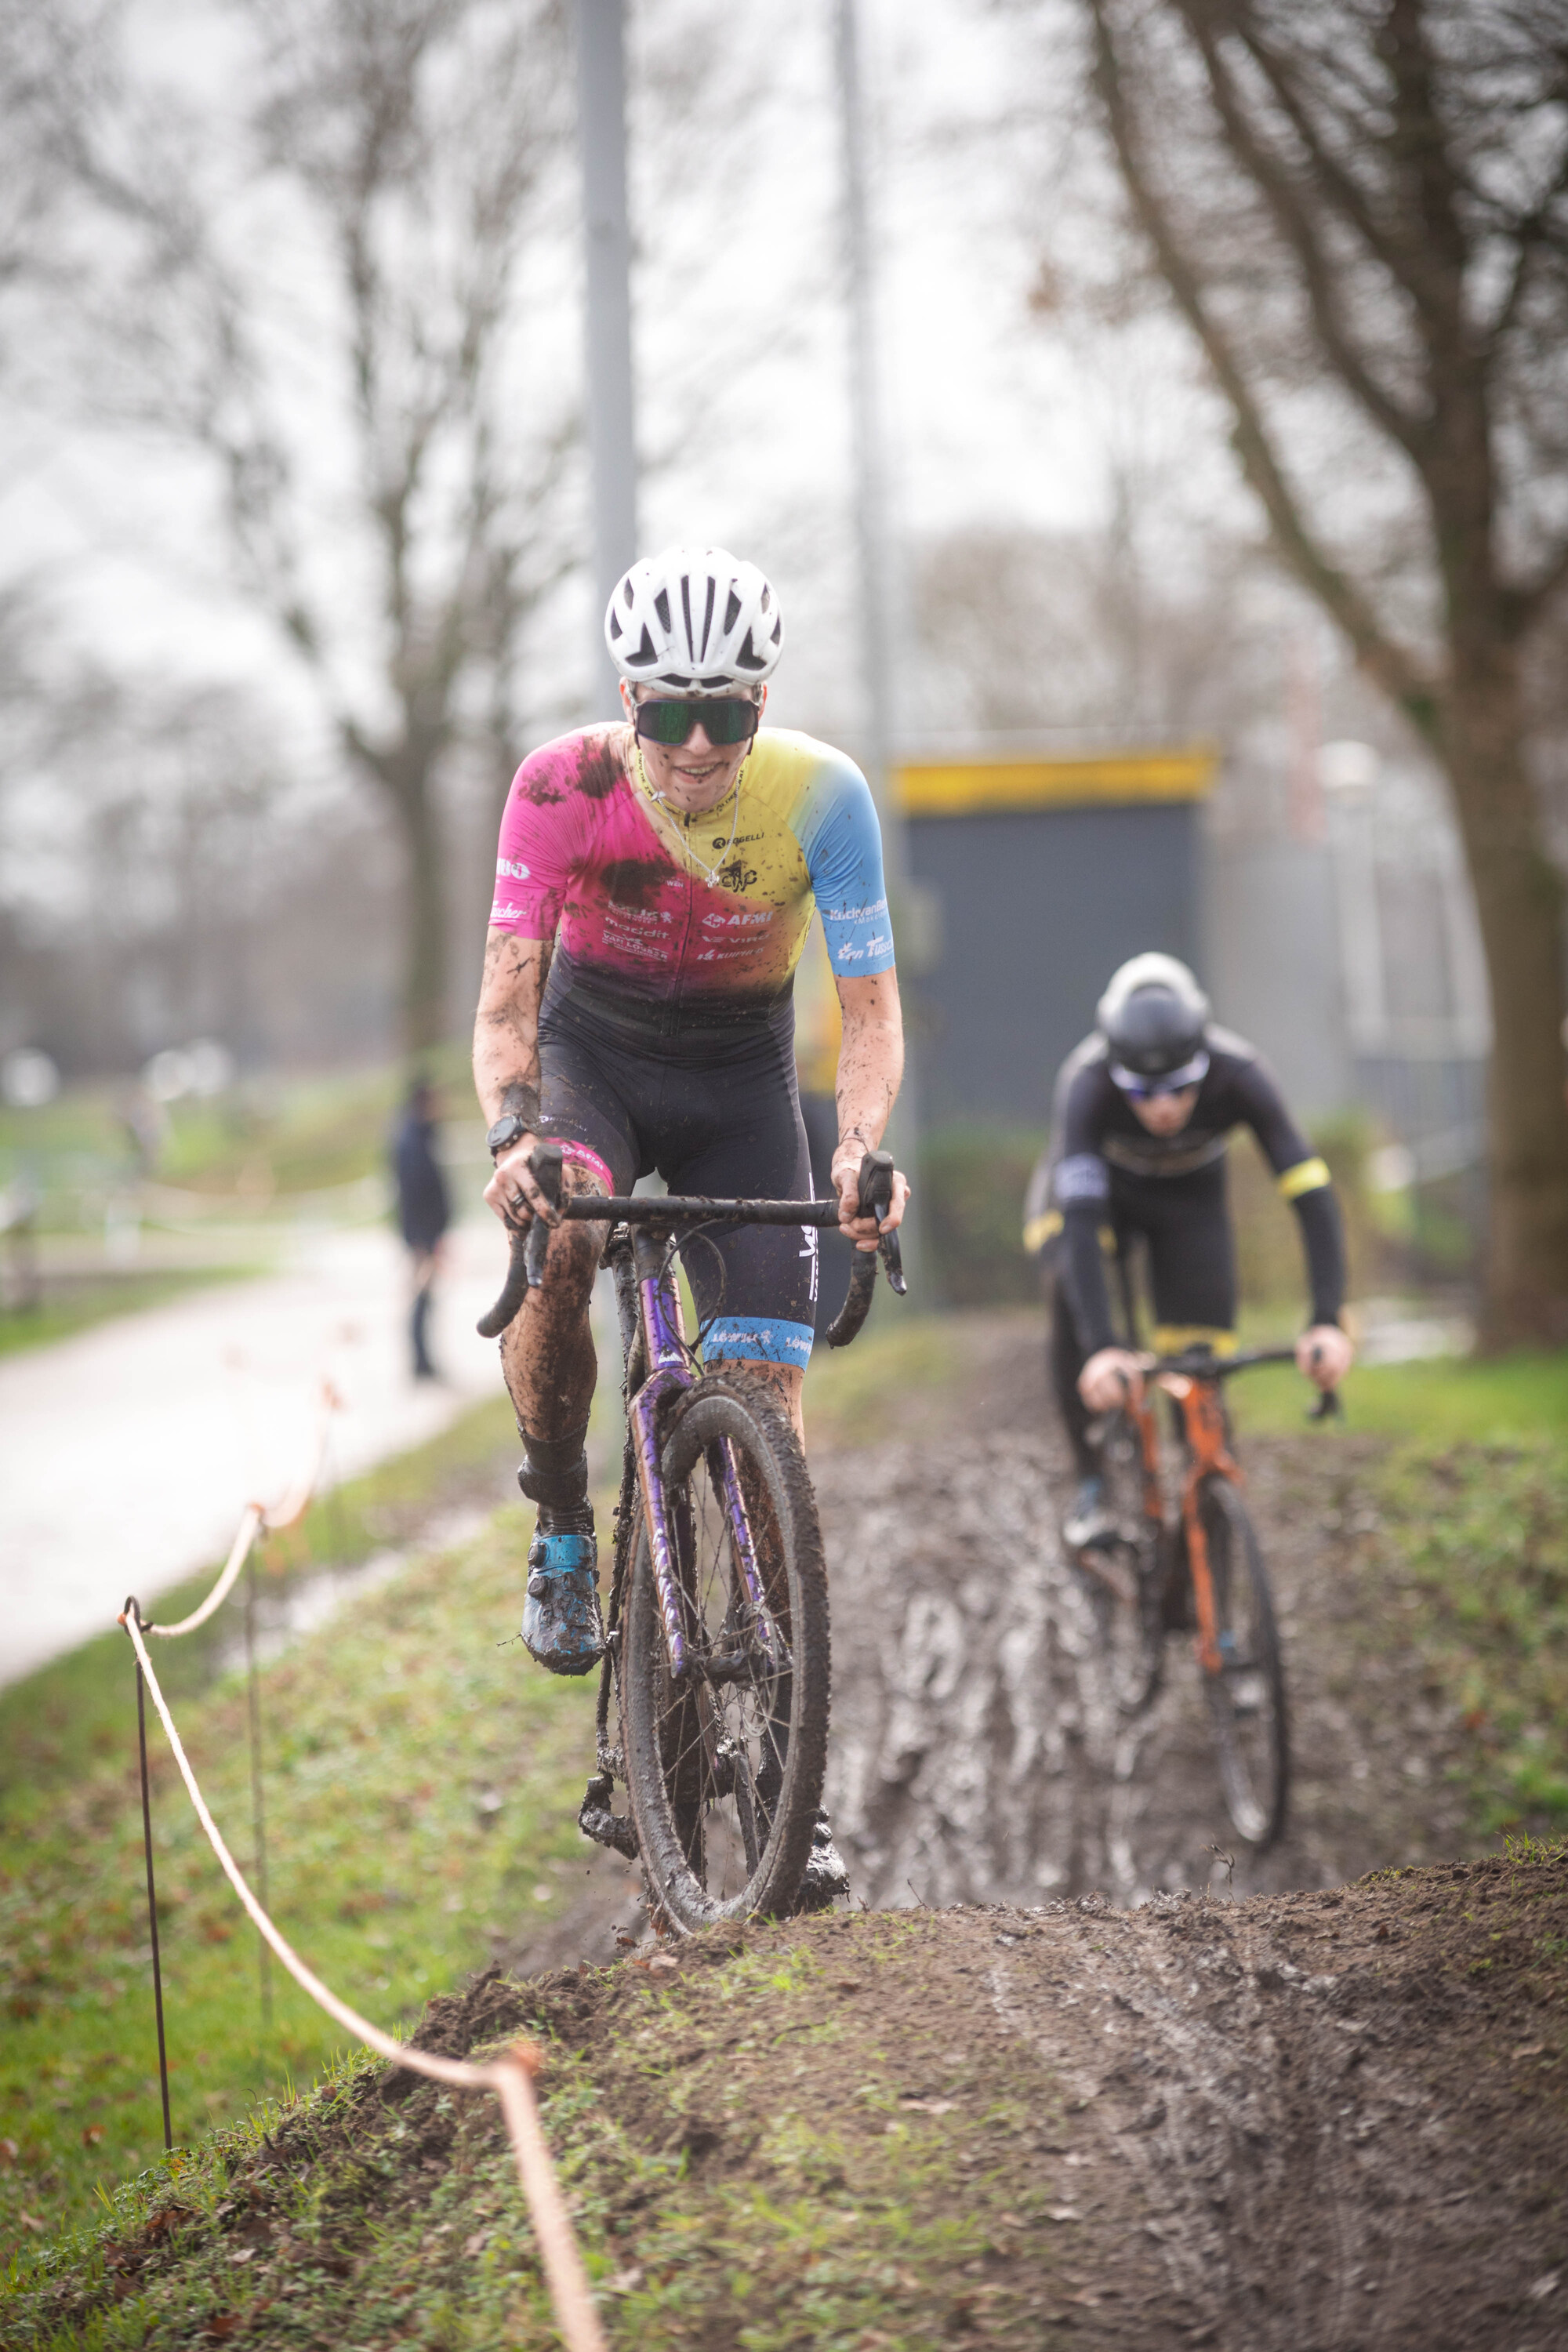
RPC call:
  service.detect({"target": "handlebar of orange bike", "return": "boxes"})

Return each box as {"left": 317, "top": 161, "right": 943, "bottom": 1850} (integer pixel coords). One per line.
{"left": 1140, "top": 1343, "right": 1344, "bottom": 1421}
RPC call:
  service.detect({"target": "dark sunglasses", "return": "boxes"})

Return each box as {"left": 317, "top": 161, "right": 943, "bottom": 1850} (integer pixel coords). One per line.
{"left": 633, "top": 695, "right": 760, "bottom": 748}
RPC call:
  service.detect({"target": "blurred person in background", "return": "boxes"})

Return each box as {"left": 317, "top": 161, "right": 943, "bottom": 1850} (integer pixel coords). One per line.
{"left": 390, "top": 1076, "right": 450, "bottom": 1382}
{"left": 1024, "top": 953, "right": 1354, "bottom": 1549}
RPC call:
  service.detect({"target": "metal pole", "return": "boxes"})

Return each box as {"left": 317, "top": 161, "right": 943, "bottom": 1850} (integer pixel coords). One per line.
{"left": 835, "top": 0, "right": 926, "bottom": 1296}
{"left": 576, "top": 0, "right": 638, "bottom": 720}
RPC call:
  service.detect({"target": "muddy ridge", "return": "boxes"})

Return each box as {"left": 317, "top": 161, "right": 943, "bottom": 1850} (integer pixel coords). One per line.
{"left": 27, "top": 1856, "right": 1568, "bottom": 2351}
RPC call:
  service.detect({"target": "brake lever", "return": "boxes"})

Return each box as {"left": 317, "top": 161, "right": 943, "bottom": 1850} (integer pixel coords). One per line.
{"left": 855, "top": 1147, "right": 907, "bottom": 1296}
{"left": 524, "top": 1140, "right": 564, "bottom": 1289}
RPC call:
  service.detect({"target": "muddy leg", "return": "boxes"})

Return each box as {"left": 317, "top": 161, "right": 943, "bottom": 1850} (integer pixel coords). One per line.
{"left": 720, "top": 1359, "right": 804, "bottom": 1447}
{"left": 498, "top": 1167, "right": 607, "bottom": 1442}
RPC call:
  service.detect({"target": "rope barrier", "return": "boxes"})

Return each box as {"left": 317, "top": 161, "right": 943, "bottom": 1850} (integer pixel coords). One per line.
{"left": 114, "top": 1366, "right": 608, "bottom": 2352}
{"left": 143, "top": 1379, "right": 339, "bottom": 1639}
{"left": 119, "top": 1606, "right": 608, "bottom": 2351}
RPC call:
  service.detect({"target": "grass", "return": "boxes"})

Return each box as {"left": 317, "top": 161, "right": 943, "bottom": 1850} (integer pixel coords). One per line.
{"left": 0, "top": 1494, "right": 597, "bottom": 2262}
{"left": 4, "top": 1917, "right": 1084, "bottom": 2350}
{"left": 1366, "top": 1438, "right": 1568, "bottom": 1836}
{"left": 0, "top": 1312, "right": 952, "bottom": 2274}
{"left": 1230, "top": 1341, "right": 1568, "bottom": 1443}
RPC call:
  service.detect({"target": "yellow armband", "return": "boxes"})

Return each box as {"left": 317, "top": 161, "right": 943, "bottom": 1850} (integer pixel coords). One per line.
{"left": 1277, "top": 1156, "right": 1330, "bottom": 1202}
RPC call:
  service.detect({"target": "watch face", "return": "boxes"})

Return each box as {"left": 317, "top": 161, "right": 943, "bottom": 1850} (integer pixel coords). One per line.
{"left": 488, "top": 1116, "right": 526, "bottom": 1155}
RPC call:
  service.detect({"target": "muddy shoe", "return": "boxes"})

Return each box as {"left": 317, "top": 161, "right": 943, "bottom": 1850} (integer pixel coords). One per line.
{"left": 521, "top": 1521, "right": 603, "bottom": 1676}
{"left": 797, "top": 1810, "right": 851, "bottom": 1913}
{"left": 1063, "top": 1474, "right": 1113, "bottom": 1552}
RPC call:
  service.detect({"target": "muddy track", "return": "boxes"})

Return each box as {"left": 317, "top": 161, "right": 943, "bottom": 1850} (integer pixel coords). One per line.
{"left": 31, "top": 1858, "right": 1565, "bottom": 2352}
{"left": 818, "top": 1323, "right": 1469, "bottom": 1912}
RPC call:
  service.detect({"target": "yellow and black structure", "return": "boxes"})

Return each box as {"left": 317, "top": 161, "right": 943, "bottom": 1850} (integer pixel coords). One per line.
{"left": 894, "top": 744, "right": 1217, "bottom": 1125}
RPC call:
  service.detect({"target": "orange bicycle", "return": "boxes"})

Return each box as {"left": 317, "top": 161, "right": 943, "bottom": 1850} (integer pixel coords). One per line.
{"left": 1078, "top": 1346, "right": 1339, "bottom": 1849}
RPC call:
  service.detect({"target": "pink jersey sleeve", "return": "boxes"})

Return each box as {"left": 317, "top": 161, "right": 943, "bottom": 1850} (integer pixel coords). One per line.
{"left": 488, "top": 734, "right": 597, "bottom": 938}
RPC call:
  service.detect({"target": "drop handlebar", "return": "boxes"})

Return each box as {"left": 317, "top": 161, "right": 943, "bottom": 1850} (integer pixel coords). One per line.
{"left": 476, "top": 1143, "right": 906, "bottom": 1346}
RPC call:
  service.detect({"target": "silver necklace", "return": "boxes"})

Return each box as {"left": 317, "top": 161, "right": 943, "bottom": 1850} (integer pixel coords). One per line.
{"left": 634, "top": 742, "right": 746, "bottom": 886}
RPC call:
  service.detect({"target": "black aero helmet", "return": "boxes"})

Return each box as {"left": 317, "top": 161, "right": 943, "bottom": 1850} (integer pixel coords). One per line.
{"left": 1096, "top": 953, "right": 1211, "bottom": 1080}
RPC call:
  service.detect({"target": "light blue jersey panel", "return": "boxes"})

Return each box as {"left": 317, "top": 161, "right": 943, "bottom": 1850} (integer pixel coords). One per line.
{"left": 789, "top": 753, "right": 895, "bottom": 977}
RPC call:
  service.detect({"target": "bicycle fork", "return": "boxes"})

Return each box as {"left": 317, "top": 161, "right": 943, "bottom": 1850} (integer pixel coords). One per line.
{"left": 1165, "top": 1374, "right": 1240, "bottom": 1679}
{"left": 622, "top": 1228, "right": 773, "bottom": 1688}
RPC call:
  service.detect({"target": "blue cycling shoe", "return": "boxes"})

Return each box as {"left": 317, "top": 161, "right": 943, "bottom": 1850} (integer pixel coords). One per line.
{"left": 521, "top": 1523, "right": 603, "bottom": 1677}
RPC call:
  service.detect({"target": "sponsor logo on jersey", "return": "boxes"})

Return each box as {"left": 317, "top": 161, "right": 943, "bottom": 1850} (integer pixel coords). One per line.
{"left": 495, "top": 858, "right": 531, "bottom": 880}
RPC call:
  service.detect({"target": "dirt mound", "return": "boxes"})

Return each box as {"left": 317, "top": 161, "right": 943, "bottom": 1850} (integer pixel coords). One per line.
{"left": 13, "top": 1852, "right": 1566, "bottom": 2349}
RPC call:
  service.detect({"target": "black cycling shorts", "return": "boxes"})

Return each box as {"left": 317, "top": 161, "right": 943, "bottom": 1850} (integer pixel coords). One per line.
{"left": 537, "top": 999, "right": 818, "bottom": 1371}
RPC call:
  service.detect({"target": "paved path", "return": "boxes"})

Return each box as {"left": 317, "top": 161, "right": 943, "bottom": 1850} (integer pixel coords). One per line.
{"left": 0, "top": 1218, "right": 517, "bottom": 1686}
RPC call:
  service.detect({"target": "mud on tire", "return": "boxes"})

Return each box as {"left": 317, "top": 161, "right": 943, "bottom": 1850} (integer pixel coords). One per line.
{"left": 620, "top": 1371, "right": 830, "bottom": 1931}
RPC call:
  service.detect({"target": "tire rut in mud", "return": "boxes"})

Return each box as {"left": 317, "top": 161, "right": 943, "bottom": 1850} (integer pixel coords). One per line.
{"left": 817, "top": 1366, "right": 1471, "bottom": 1911}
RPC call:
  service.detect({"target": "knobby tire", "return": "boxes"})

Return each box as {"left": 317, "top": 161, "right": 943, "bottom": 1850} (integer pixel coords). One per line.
{"left": 621, "top": 1373, "right": 829, "bottom": 1932}
{"left": 1198, "top": 1475, "right": 1288, "bottom": 1849}
{"left": 1085, "top": 1408, "right": 1163, "bottom": 1719}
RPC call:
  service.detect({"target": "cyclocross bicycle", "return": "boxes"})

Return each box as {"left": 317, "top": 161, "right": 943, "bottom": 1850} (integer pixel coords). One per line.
{"left": 478, "top": 1142, "right": 905, "bottom": 1931}
{"left": 1076, "top": 1345, "right": 1340, "bottom": 1850}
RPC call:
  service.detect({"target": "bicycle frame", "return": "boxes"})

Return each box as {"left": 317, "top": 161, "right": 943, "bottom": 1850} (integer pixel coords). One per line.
{"left": 1115, "top": 1343, "right": 1316, "bottom": 1678}
{"left": 1131, "top": 1374, "right": 1241, "bottom": 1678}
{"left": 615, "top": 1223, "right": 775, "bottom": 1686}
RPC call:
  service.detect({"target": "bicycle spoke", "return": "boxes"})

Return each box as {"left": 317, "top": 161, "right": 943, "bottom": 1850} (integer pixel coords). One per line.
{"left": 622, "top": 1377, "right": 828, "bottom": 1929}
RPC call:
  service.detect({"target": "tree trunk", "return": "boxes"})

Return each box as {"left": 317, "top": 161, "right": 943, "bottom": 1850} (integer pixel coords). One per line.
{"left": 353, "top": 739, "right": 451, "bottom": 1062}
{"left": 1438, "top": 648, "right": 1568, "bottom": 1343}
{"left": 397, "top": 768, "right": 449, "bottom": 1058}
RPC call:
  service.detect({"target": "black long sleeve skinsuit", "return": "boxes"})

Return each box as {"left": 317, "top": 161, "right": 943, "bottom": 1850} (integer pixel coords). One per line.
{"left": 1023, "top": 1026, "right": 1345, "bottom": 1475}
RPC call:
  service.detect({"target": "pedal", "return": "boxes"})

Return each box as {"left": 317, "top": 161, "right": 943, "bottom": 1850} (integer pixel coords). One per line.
{"left": 578, "top": 1771, "right": 638, "bottom": 1858}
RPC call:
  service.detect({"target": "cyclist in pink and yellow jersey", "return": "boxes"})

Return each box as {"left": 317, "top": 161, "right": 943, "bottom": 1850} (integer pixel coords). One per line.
{"left": 473, "top": 548, "right": 909, "bottom": 1736}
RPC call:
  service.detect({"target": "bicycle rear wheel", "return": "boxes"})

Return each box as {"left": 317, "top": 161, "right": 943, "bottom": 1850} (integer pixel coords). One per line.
{"left": 621, "top": 1372, "right": 829, "bottom": 1931}
{"left": 1198, "top": 1475, "right": 1288, "bottom": 1848}
{"left": 1080, "top": 1410, "right": 1162, "bottom": 1717}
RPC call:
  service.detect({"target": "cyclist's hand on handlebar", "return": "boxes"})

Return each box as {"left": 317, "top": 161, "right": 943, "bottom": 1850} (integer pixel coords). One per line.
{"left": 1079, "top": 1346, "right": 1145, "bottom": 1413}
{"left": 830, "top": 1142, "right": 909, "bottom": 1251}
{"left": 483, "top": 1137, "right": 556, "bottom": 1229}
{"left": 1297, "top": 1323, "right": 1353, "bottom": 1391}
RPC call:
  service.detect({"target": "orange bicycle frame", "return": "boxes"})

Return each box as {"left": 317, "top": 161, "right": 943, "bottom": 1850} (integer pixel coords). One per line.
{"left": 1126, "top": 1372, "right": 1241, "bottom": 1676}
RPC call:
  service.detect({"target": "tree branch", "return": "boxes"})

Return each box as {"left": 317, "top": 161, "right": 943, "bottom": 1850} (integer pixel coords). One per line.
{"left": 1181, "top": 5, "right": 1432, "bottom": 463}
{"left": 1087, "top": 0, "right": 1439, "bottom": 737}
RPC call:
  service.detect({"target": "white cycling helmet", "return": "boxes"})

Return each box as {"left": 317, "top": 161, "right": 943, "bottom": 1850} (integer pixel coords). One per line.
{"left": 1096, "top": 953, "right": 1211, "bottom": 1080}
{"left": 604, "top": 546, "right": 784, "bottom": 694}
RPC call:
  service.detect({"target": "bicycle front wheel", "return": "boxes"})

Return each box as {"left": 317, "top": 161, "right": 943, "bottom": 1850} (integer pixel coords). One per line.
{"left": 1083, "top": 1408, "right": 1163, "bottom": 1718}
{"left": 621, "top": 1372, "right": 829, "bottom": 1931}
{"left": 1197, "top": 1475, "right": 1288, "bottom": 1848}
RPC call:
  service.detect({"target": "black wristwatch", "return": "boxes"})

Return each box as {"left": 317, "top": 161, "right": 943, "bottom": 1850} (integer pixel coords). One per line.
{"left": 486, "top": 1113, "right": 534, "bottom": 1160}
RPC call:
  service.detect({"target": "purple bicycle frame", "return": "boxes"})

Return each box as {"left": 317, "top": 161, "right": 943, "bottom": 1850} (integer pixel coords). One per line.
{"left": 627, "top": 1245, "right": 776, "bottom": 1684}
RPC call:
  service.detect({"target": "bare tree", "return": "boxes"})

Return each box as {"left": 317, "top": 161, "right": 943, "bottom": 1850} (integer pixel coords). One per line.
{"left": 1054, "top": 0, "right": 1568, "bottom": 1341}
{"left": 31, "top": 0, "right": 574, "bottom": 1055}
